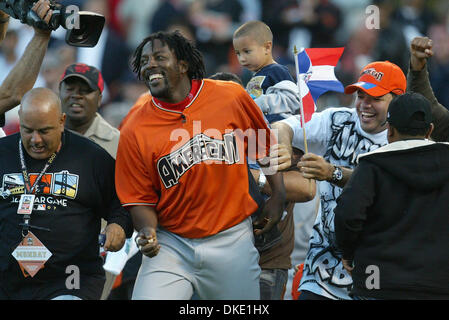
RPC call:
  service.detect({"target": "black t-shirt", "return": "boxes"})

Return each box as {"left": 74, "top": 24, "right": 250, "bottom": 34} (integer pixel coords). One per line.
{"left": 0, "top": 130, "right": 133, "bottom": 299}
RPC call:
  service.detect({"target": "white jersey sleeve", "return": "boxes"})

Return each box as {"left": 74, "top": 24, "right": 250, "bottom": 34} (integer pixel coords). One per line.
{"left": 0, "top": 128, "right": 5, "bottom": 138}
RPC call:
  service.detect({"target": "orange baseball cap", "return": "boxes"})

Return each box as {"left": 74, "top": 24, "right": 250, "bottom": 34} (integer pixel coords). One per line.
{"left": 344, "top": 61, "right": 406, "bottom": 97}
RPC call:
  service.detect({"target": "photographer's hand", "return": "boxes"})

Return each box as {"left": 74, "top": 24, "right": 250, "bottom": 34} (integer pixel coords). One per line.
{"left": 31, "top": 0, "right": 53, "bottom": 35}
{"left": 0, "top": 10, "right": 9, "bottom": 42}
{"left": 0, "top": 10, "right": 8, "bottom": 21}
{"left": 0, "top": 1, "right": 52, "bottom": 115}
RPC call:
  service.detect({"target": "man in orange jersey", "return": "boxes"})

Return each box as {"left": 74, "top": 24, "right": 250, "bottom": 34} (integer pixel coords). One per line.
{"left": 115, "top": 31, "right": 286, "bottom": 299}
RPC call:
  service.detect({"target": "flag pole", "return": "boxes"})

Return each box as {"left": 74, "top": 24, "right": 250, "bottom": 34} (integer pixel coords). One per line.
{"left": 294, "top": 46, "right": 308, "bottom": 154}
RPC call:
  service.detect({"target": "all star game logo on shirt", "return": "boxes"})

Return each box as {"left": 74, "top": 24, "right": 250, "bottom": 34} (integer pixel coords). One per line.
{"left": 1, "top": 170, "right": 80, "bottom": 211}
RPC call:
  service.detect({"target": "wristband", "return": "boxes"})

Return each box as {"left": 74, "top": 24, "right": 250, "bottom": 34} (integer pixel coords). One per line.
{"left": 0, "top": 17, "right": 9, "bottom": 24}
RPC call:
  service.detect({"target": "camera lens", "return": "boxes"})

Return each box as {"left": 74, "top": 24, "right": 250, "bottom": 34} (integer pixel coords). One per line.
{"left": 70, "top": 23, "right": 89, "bottom": 40}
{"left": 65, "top": 12, "right": 105, "bottom": 47}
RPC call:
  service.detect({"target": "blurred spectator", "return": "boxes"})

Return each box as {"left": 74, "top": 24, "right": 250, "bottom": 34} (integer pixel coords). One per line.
{"left": 56, "top": 42, "right": 77, "bottom": 68}
{"left": 393, "top": 0, "right": 435, "bottom": 40}
{"left": 261, "top": 0, "right": 299, "bottom": 55}
{"left": 370, "top": 0, "right": 409, "bottom": 73}
{"left": 332, "top": 0, "right": 371, "bottom": 45}
{"left": 77, "top": 0, "right": 132, "bottom": 104}
{"left": 263, "top": 0, "right": 341, "bottom": 53}
{"left": 40, "top": 49, "right": 64, "bottom": 94}
{"left": 261, "top": 0, "right": 342, "bottom": 86}
{"left": 165, "top": 16, "right": 197, "bottom": 43}
{"left": 118, "top": 0, "right": 161, "bottom": 48}
{"left": 188, "top": 0, "right": 244, "bottom": 74}
{"left": 107, "top": 0, "right": 127, "bottom": 38}
{"left": 0, "top": 21, "right": 46, "bottom": 136}
{"left": 150, "top": 0, "right": 189, "bottom": 34}
{"left": 300, "top": 0, "right": 342, "bottom": 48}
{"left": 100, "top": 72, "right": 148, "bottom": 128}
{"left": 238, "top": 0, "right": 262, "bottom": 22}
{"left": 39, "top": 41, "right": 77, "bottom": 94}
{"left": 0, "top": 22, "right": 45, "bottom": 87}
{"left": 0, "top": 29, "right": 19, "bottom": 83}
{"left": 427, "top": 24, "right": 449, "bottom": 110}
{"left": 337, "top": 19, "right": 378, "bottom": 105}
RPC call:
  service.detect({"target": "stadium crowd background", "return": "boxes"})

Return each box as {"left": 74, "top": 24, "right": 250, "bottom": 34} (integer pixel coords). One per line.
{"left": 1, "top": 0, "right": 449, "bottom": 134}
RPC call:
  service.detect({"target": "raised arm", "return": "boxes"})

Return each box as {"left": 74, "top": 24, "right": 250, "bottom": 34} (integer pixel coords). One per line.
{"left": 0, "top": 0, "right": 52, "bottom": 115}
{"left": 407, "top": 36, "right": 449, "bottom": 142}
{"left": 0, "top": 10, "right": 9, "bottom": 42}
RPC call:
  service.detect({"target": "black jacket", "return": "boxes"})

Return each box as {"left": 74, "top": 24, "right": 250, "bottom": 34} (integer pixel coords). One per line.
{"left": 0, "top": 130, "right": 133, "bottom": 299}
{"left": 335, "top": 140, "right": 449, "bottom": 299}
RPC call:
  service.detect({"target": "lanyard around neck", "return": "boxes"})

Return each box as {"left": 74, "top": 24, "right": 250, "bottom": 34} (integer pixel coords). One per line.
{"left": 18, "top": 139, "right": 58, "bottom": 195}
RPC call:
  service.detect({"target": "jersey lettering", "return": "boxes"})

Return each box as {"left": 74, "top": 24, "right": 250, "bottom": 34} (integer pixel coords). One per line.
{"left": 158, "top": 132, "right": 240, "bottom": 188}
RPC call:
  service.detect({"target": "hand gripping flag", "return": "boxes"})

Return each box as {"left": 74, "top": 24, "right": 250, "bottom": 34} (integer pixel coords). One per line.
{"left": 295, "top": 47, "right": 345, "bottom": 123}
{"left": 294, "top": 47, "right": 344, "bottom": 153}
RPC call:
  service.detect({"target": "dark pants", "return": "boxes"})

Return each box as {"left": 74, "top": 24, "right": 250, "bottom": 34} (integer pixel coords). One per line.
{"left": 260, "top": 268, "right": 288, "bottom": 300}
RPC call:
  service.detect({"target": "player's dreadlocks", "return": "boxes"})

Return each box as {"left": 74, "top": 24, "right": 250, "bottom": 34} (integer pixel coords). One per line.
{"left": 132, "top": 30, "right": 205, "bottom": 81}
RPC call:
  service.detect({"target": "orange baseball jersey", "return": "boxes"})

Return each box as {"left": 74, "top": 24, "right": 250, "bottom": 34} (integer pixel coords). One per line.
{"left": 115, "top": 79, "right": 276, "bottom": 238}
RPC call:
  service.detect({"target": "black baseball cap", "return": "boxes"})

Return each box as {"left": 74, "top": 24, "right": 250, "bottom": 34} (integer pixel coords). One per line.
{"left": 387, "top": 92, "right": 432, "bottom": 129}
{"left": 60, "top": 63, "right": 104, "bottom": 93}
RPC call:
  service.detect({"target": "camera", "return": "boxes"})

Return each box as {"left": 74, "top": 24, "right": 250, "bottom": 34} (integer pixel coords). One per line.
{"left": 0, "top": 0, "right": 105, "bottom": 47}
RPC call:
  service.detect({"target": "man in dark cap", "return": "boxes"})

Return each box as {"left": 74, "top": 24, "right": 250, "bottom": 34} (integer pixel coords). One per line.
{"left": 335, "top": 92, "right": 449, "bottom": 299}
{"left": 59, "top": 63, "right": 120, "bottom": 158}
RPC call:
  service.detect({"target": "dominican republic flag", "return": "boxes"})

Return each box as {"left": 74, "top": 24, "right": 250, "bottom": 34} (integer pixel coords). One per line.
{"left": 295, "top": 47, "right": 344, "bottom": 123}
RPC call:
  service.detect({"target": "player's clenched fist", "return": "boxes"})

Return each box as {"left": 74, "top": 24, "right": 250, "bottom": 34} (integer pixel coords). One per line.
{"left": 136, "top": 226, "right": 160, "bottom": 258}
